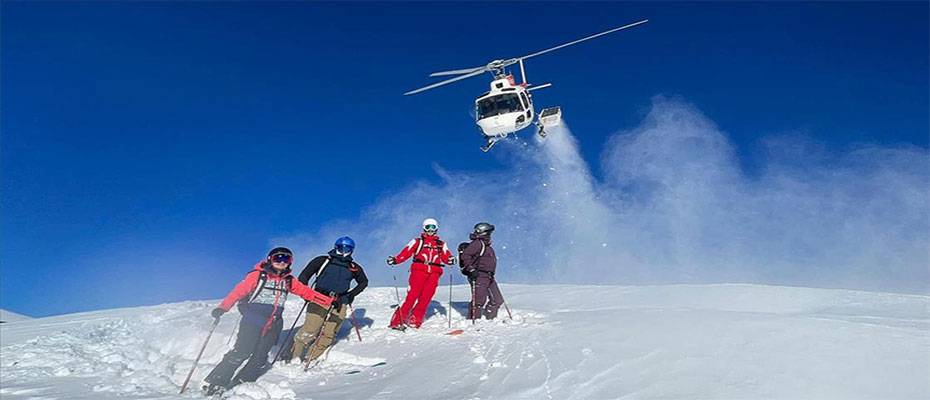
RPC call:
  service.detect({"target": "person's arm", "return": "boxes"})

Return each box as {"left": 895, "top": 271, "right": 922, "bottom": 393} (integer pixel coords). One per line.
{"left": 288, "top": 277, "right": 335, "bottom": 306}
{"left": 298, "top": 256, "right": 327, "bottom": 285}
{"left": 217, "top": 271, "right": 261, "bottom": 311}
{"left": 440, "top": 241, "right": 455, "bottom": 265}
{"left": 460, "top": 240, "right": 481, "bottom": 271}
{"left": 392, "top": 238, "right": 419, "bottom": 264}
{"left": 342, "top": 264, "right": 369, "bottom": 302}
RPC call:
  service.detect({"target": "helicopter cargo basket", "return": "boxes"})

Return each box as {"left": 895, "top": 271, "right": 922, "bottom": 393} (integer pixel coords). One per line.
{"left": 539, "top": 106, "right": 562, "bottom": 128}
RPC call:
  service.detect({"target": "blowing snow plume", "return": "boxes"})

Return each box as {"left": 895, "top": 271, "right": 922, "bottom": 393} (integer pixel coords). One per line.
{"left": 285, "top": 97, "right": 929, "bottom": 294}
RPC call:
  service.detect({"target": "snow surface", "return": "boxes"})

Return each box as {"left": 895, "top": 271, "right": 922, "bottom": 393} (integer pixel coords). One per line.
{"left": 1, "top": 284, "right": 928, "bottom": 399}
{"left": 0, "top": 309, "right": 31, "bottom": 324}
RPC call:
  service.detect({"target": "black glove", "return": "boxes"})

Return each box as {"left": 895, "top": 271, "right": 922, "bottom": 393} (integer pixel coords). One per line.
{"left": 211, "top": 307, "right": 225, "bottom": 320}
{"left": 386, "top": 256, "right": 396, "bottom": 265}
{"left": 447, "top": 256, "right": 457, "bottom": 265}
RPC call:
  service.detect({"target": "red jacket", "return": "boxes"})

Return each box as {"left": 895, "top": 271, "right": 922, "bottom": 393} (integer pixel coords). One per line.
{"left": 393, "top": 233, "right": 454, "bottom": 274}
{"left": 218, "top": 262, "right": 334, "bottom": 332}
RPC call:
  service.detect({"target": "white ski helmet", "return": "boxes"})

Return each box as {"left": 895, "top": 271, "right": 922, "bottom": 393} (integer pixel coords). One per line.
{"left": 422, "top": 218, "right": 439, "bottom": 234}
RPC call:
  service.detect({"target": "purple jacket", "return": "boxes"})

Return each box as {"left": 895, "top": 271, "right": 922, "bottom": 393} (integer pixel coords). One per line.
{"left": 461, "top": 234, "right": 496, "bottom": 274}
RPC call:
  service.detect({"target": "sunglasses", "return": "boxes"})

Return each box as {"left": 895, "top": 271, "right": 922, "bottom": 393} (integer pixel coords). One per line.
{"left": 270, "top": 253, "right": 293, "bottom": 264}
{"left": 424, "top": 224, "right": 438, "bottom": 232}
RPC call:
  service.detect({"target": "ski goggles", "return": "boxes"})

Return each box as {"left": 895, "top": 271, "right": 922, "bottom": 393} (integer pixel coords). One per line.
{"left": 335, "top": 244, "right": 354, "bottom": 255}
{"left": 424, "top": 224, "right": 438, "bottom": 233}
{"left": 270, "top": 253, "right": 293, "bottom": 264}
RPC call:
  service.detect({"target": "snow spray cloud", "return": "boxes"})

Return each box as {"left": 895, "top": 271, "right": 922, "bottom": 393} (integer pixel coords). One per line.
{"left": 282, "top": 97, "right": 930, "bottom": 293}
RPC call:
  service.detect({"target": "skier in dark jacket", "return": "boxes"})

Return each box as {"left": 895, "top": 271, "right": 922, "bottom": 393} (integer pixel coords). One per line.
{"left": 203, "top": 247, "right": 333, "bottom": 396}
{"left": 290, "top": 236, "right": 368, "bottom": 363}
{"left": 460, "top": 222, "right": 503, "bottom": 320}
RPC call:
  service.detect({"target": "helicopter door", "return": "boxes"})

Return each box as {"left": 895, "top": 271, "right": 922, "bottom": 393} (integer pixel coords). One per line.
{"left": 519, "top": 92, "right": 532, "bottom": 119}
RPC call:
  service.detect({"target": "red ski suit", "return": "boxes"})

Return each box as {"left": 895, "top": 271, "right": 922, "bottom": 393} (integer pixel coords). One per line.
{"left": 389, "top": 233, "right": 454, "bottom": 328}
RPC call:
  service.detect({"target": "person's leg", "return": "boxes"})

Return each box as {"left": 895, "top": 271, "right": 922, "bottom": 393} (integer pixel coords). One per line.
{"left": 410, "top": 271, "right": 442, "bottom": 327}
{"left": 484, "top": 278, "right": 503, "bottom": 319}
{"left": 291, "top": 304, "right": 327, "bottom": 362}
{"left": 390, "top": 269, "right": 427, "bottom": 327}
{"left": 233, "top": 318, "right": 283, "bottom": 383}
{"left": 471, "top": 273, "right": 491, "bottom": 320}
{"left": 306, "top": 305, "right": 347, "bottom": 361}
{"left": 204, "top": 319, "right": 262, "bottom": 387}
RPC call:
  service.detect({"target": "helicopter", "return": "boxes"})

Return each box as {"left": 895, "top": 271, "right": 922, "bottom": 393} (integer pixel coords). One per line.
{"left": 405, "top": 19, "right": 648, "bottom": 152}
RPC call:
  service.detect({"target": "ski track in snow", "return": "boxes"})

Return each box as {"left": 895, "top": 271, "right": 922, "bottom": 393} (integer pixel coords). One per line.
{"left": 1, "top": 284, "right": 929, "bottom": 399}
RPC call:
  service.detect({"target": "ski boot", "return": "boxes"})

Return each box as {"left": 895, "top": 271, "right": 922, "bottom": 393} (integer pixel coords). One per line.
{"left": 202, "top": 383, "right": 226, "bottom": 397}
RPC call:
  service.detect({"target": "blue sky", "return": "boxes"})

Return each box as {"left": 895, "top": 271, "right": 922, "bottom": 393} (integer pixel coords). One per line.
{"left": 2, "top": 2, "right": 927, "bottom": 317}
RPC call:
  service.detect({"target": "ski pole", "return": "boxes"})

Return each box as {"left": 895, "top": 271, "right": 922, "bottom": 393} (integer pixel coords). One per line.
{"left": 271, "top": 301, "right": 309, "bottom": 366}
{"left": 347, "top": 304, "right": 363, "bottom": 342}
{"left": 447, "top": 271, "right": 453, "bottom": 328}
{"left": 179, "top": 317, "right": 220, "bottom": 394}
{"left": 391, "top": 269, "right": 402, "bottom": 305}
{"left": 494, "top": 279, "right": 514, "bottom": 320}
{"left": 304, "top": 298, "right": 337, "bottom": 371}
{"left": 469, "top": 278, "right": 476, "bottom": 324}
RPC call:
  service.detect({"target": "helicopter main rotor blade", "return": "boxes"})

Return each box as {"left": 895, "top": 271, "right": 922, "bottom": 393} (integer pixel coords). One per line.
{"left": 429, "top": 67, "right": 485, "bottom": 77}
{"left": 404, "top": 69, "right": 487, "bottom": 96}
{"left": 519, "top": 19, "right": 648, "bottom": 61}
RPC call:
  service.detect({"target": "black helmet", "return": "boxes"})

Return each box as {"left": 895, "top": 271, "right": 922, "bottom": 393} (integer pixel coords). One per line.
{"left": 473, "top": 222, "right": 495, "bottom": 236}
{"left": 267, "top": 247, "right": 293, "bottom": 258}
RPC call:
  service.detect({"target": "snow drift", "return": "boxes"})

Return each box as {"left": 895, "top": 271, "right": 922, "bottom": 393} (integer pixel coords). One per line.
{"left": 0, "top": 309, "right": 31, "bottom": 323}
{"left": 1, "top": 284, "right": 928, "bottom": 399}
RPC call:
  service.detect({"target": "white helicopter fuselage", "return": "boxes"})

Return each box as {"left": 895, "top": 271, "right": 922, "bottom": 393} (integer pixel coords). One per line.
{"left": 474, "top": 76, "right": 535, "bottom": 139}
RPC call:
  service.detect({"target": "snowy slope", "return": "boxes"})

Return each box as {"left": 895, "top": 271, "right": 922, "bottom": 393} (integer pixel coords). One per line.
{"left": 1, "top": 284, "right": 928, "bottom": 400}
{"left": 0, "top": 309, "right": 31, "bottom": 323}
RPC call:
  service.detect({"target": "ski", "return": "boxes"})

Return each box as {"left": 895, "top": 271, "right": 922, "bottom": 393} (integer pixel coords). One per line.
{"left": 445, "top": 329, "right": 465, "bottom": 335}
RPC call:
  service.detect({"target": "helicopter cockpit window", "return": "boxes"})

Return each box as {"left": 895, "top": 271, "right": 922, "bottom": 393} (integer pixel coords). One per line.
{"left": 477, "top": 94, "right": 524, "bottom": 119}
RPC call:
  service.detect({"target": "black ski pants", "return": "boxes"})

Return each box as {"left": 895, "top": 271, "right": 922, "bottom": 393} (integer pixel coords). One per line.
{"left": 205, "top": 316, "right": 282, "bottom": 387}
{"left": 470, "top": 272, "right": 503, "bottom": 319}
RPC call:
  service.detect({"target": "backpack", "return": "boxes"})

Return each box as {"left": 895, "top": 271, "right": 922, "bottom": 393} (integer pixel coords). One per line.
{"left": 457, "top": 240, "right": 485, "bottom": 275}
{"left": 413, "top": 237, "right": 446, "bottom": 266}
{"left": 245, "top": 269, "right": 293, "bottom": 304}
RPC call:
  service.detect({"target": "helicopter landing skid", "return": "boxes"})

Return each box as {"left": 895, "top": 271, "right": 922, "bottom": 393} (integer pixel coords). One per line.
{"left": 480, "top": 138, "right": 498, "bottom": 153}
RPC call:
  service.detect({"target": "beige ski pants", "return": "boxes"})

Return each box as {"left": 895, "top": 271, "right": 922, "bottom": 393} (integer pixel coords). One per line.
{"left": 290, "top": 302, "right": 346, "bottom": 362}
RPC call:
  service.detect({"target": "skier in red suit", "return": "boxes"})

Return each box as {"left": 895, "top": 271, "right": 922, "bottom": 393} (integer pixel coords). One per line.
{"left": 386, "top": 218, "right": 456, "bottom": 329}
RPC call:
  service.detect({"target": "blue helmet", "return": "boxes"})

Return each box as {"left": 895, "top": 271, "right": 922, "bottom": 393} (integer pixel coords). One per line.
{"left": 334, "top": 236, "right": 355, "bottom": 256}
